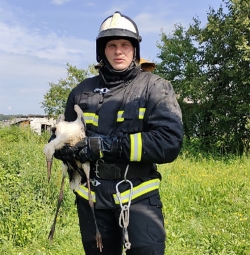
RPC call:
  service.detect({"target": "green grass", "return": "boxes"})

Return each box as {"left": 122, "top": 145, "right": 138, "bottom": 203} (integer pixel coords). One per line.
{"left": 0, "top": 127, "right": 249, "bottom": 254}
{"left": 160, "top": 156, "right": 250, "bottom": 254}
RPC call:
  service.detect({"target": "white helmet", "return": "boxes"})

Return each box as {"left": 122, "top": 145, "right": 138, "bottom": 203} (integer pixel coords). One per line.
{"left": 96, "top": 11, "right": 142, "bottom": 63}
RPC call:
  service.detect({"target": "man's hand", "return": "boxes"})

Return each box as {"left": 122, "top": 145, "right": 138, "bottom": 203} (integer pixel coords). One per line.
{"left": 53, "top": 133, "right": 123, "bottom": 163}
{"left": 54, "top": 144, "right": 79, "bottom": 161}
{"left": 77, "top": 134, "right": 123, "bottom": 163}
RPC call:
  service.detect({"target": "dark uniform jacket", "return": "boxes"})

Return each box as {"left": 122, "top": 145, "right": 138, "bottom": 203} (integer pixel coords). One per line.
{"left": 64, "top": 65, "right": 183, "bottom": 208}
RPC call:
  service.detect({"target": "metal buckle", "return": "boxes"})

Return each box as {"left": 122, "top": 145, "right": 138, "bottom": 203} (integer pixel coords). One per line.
{"left": 94, "top": 88, "right": 110, "bottom": 94}
{"left": 95, "top": 159, "right": 104, "bottom": 178}
{"left": 90, "top": 179, "right": 101, "bottom": 186}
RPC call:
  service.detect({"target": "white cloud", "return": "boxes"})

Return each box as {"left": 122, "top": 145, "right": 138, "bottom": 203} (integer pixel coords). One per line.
{"left": 0, "top": 21, "right": 95, "bottom": 66}
{"left": 51, "top": 0, "right": 72, "bottom": 5}
{"left": 0, "top": 52, "right": 67, "bottom": 113}
{"left": 0, "top": 1, "right": 98, "bottom": 114}
{"left": 134, "top": 10, "right": 189, "bottom": 36}
{"left": 0, "top": 52, "right": 65, "bottom": 84}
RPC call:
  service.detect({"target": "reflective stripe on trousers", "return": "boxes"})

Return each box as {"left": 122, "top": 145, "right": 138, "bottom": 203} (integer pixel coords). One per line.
{"left": 74, "top": 178, "right": 160, "bottom": 205}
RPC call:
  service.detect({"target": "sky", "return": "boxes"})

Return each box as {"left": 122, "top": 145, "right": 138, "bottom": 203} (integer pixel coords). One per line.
{"left": 0, "top": 0, "right": 224, "bottom": 115}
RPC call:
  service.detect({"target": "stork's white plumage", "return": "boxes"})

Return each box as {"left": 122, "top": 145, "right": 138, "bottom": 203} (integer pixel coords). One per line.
{"left": 43, "top": 105, "right": 86, "bottom": 189}
{"left": 43, "top": 105, "right": 103, "bottom": 251}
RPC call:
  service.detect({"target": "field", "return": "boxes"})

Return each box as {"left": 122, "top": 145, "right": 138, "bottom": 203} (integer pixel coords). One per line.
{"left": 0, "top": 127, "right": 249, "bottom": 255}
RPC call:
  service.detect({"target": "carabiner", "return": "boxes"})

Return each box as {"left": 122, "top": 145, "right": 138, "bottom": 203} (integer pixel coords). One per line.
{"left": 115, "top": 179, "right": 133, "bottom": 208}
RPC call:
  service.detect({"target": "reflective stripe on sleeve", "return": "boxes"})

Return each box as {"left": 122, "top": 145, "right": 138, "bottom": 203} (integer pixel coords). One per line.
{"left": 83, "top": 112, "right": 98, "bottom": 126}
{"left": 117, "top": 110, "right": 124, "bottom": 122}
{"left": 130, "top": 133, "right": 142, "bottom": 161}
{"left": 113, "top": 179, "right": 160, "bottom": 204}
{"left": 138, "top": 108, "right": 146, "bottom": 119}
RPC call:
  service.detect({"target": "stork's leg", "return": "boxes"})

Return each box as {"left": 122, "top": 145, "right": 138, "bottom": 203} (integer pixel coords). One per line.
{"left": 48, "top": 175, "right": 66, "bottom": 241}
{"left": 46, "top": 159, "right": 53, "bottom": 183}
{"left": 82, "top": 162, "right": 103, "bottom": 252}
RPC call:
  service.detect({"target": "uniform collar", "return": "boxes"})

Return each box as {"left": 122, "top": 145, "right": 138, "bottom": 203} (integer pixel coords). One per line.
{"left": 99, "top": 63, "right": 140, "bottom": 87}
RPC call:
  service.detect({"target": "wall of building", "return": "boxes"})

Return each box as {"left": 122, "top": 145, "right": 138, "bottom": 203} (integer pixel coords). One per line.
{"left": 0, "top": 117, "right": 56, "bottom": 135}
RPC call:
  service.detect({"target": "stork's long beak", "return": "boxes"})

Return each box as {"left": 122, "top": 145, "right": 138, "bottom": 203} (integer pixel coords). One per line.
{"left": 46, "top": 159, "right": 53, "bottom": 183}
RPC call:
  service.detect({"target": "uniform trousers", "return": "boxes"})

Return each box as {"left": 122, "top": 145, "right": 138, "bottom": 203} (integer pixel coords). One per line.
{"left": 76, "top": 192, "right": 166, "bottom": 255}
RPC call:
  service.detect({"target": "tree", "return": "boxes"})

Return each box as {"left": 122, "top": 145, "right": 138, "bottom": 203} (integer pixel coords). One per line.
{"left": 42, "top": 63, "right": 97, "bottom": 117}
{"left": 156, "top": 0, "right": 250, "bottom": 155}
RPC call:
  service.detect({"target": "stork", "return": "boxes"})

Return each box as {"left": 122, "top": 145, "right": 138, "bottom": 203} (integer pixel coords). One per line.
{"left": 43, "top": 104, "right": 103, "bottom": 251}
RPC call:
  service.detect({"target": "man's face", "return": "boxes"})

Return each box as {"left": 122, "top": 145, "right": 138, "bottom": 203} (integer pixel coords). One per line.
{"left": 105, "top": 39, "right": 134, "bottom": 70}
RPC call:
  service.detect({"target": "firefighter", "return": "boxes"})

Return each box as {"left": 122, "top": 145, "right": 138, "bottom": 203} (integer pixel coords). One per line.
{"left": 54, "top": 11, "right": 183, "bottom": 255}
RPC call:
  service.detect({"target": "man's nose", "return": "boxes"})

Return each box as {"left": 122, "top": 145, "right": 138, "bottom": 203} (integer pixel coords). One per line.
{"left": 115, "top": 46, "right": 122, "bottom": 54}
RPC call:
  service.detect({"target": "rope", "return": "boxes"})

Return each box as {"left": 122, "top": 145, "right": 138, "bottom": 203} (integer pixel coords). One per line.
{"left": 119, "top": 204, "right": 131, "bottom": 252}
{"left": 115, "top": 164, "right": 133, "bottom": 253}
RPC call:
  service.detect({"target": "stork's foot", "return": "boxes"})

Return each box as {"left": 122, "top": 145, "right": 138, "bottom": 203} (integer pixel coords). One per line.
{"left": 48, "top": 224, "right": 55, "bottom": 242}
{"left": 96, "top": 231, "right": 103, "bottom": 252}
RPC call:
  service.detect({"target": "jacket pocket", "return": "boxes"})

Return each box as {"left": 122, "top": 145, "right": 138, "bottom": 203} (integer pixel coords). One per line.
{"left": 120, "top": 100, "right": 144, "bottom": 133}
{"left": 147, "top": 195, "right": 166, "bottom": 242}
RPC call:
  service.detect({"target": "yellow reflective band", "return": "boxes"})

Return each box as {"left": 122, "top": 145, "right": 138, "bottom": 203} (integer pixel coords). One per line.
{"left": 75, "top": 185, "right": 96, "bottom": 202}
{"left": 117, "top": 110, "right": 124, "bottom": 122}
{"left": 138, "top": 108, "right": 146, "bottom": 119}
{"left": 83, "top": 112, "right": 99, "bottom": 126}
{"left": 113, "top": 179, "right": 160, "bottom": 204}
{"left": 100, "top": 151, "right": 103, "bottom": 158}
{"left": 130, "top": 133, "right": 142, "bottom": 161}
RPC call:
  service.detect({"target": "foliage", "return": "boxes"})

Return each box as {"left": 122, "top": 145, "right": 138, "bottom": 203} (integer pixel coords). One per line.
{"left": 41, "top": 63, "right": 98, "bottom": 118}
{"left": 155, "top": 0, "right": 250, "bottom": 155}
{"left": 0, "top": 127, "right": 249, "bottom": 255}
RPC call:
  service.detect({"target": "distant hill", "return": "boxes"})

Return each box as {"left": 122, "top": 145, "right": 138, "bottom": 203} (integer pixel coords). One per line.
{"left": 0, "top": 114, "right": 48, "bottom": 121}
{"left": 0, "top": 114, "right": 24, "bottom": 121}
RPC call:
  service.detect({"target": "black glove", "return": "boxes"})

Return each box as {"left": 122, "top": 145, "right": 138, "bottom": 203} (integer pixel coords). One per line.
{"left": 76, "top": 134, "right": 123, "bottom": 163}
{"left": 53, "top": 134, "right": 123, "bottom": 163}
{"left": 53, "top": 144, "right": 79, "bottom": 162}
